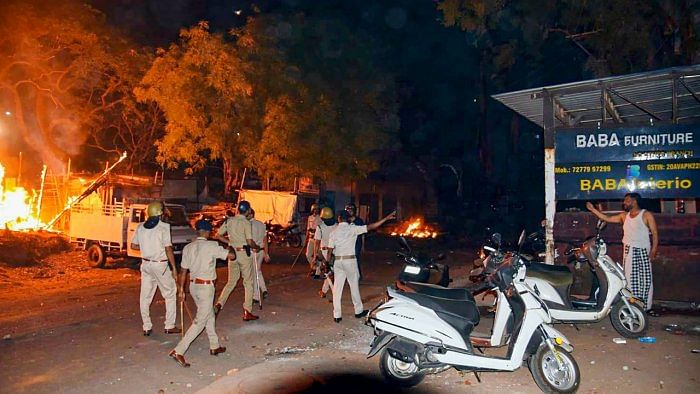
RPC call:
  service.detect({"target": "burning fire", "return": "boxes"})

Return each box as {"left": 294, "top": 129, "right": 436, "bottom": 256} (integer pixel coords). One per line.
{"left": 0, "top": 162, "right": 45, "bottom": 230}
{"left": 391, "top": 217, "right": 439, "bottom": 239}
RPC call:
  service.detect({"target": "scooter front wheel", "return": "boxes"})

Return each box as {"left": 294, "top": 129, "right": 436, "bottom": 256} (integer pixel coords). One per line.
{"left": 528, "top": 343, "right": 580, "bottom": 393}
{"left": 610, "top": 300, "right": 648, "bottom": 338}
{"left": 379, "top": 348, "right": 425, "bottom": 388}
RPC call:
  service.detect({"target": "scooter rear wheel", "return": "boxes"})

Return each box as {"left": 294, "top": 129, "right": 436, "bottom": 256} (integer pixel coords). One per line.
{"left": 528, "top": 343, "right": 580, "bottom": 393}
{"left": 610, "top": 300, "right": 648, "bottom": 338}
{"left": 379, "top": 348, "right": 425, "bottom": 388}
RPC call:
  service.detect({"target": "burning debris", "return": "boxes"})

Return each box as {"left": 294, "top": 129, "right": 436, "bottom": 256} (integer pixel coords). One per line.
{"left": 390, "top": 217, "right": 439, "bottom": 239}
{"left": 0, "top": 162, "right": 45, "bottom": 230}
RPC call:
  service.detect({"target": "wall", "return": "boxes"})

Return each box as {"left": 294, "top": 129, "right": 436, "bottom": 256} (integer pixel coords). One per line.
{"left": 554, "top": 212, "right": 700, "bottom": 302}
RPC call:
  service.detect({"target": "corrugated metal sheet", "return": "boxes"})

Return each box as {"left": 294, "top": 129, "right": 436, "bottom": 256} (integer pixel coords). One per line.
{"left": 492, "top": 65, "right": 700, "bottom": 129}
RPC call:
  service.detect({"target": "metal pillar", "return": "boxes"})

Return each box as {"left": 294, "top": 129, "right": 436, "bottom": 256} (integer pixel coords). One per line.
{"left": 543, "top": 90, "right": 556, "bottom": 264}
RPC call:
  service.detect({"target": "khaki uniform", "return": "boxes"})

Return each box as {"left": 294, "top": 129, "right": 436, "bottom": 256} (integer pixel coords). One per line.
{"left": 315, "top": 222, "right": 337, "bottom": 295}
{"left": 216, "top": 215, "right": 255, "bottom": 312}
{"left": 132, "top": 220, "right": 177, "bottom": 331}
{"left": 174, "top": 237, "right": 229, "bottom": 354}
{"left": 328, "top": 222, "right": 367, "bottom": 318}
{"left": 305, "top": 214, "right": 322, "bottom": 268}
{"left": 251, "top": 218, "right": 267, "bottom": 300}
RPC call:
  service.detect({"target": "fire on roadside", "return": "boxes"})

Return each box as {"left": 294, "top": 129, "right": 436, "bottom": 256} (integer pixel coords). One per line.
{"left": 390, "top": 217, "right": 439, "bottom": 239}
{"left": 0, "top": 161, "right": 45, "bottom": 230}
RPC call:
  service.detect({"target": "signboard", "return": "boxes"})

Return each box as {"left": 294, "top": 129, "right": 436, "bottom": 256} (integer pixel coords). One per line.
{"left": 555, "top": 125, "right": 699, "bottom": 199}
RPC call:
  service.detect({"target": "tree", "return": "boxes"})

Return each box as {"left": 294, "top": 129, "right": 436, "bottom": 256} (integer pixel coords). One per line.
{"left": 0, "top": 0, "right": 160, "bottom": 174}
{"left": 139, "top": 16, "right": 399, "bottom": 193}
{"left": 135, "top": 22, "right": 252, "bottom": 195}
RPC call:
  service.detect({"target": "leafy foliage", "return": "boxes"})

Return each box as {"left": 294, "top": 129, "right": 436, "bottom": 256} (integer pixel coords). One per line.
{"left": 137, "top": 15, "right": 398, "bottom": 192}
{"left": 0, "top": 0, "right": 161, "bottom": 173}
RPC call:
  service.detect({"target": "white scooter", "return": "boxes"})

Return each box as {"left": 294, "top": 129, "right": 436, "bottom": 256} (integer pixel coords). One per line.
{"left": 366, "top": 232, "right": 581, "bottom": 393}
{"left": 482, "top": 222, "right": 647, "bottom": 338}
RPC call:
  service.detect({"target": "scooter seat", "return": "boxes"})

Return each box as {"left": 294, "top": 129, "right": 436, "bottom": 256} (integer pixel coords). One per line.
{"left": 528, "top": 262, "right": 573, "bottom": 287}
{"left": 401, "top": 286, "right": 480, "bottom": 344}
{"left": 403, "top": 282, "right": 473, "bottom": 301}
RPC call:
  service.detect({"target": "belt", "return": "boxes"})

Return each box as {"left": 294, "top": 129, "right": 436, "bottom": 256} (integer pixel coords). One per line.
{"left": 335, "top": 255, "right": 356, "bottom": 260}
{"left": 192, "top": 278, "right": 214, "bottom": 285}
{"left": 321, "top": 247, "right": 331, "bottom": 250}
{"left": 142, "top": 259, "right": 168, "bottom": 263}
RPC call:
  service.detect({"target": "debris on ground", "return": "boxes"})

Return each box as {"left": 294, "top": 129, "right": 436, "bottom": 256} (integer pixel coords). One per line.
{"left": 0, "top": 230, "right": 71, "bottom": 267}
{"left": 613, "top": 338, "right": 627, "bottom": 344}
{"left": 265, "top": 346, "right": 315, "bottom": 356}
{"left": 3, "top": 334, "right": 10, "bottom": 340}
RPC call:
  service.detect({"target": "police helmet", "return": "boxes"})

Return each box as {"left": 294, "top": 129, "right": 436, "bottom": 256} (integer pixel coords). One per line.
{"left": 238, "top": 200, "right": 251, "bottom": 214}
{"left": 195, "top": 219, "right": 213, "bottom": 232}
{"left": 320, "top": 207, "right": 334, "bottom": 219}
{"left": 147, "top": 201, "right": 163, "bottom": 217}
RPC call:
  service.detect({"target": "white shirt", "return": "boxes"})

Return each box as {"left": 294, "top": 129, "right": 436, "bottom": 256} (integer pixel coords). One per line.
{"left": 315, "top": 222, "right": 338, "bottom": 248}
{"left": 181, "top": 237, "right": 229, "bottom": 280}
{"left": 251, "top": 219, "right": 266, "bottom": 247}
{"left": 328, "top": 222, "right": 367, "bottom": 256}
{"left": 132, "top": 220, "right": 172, "bottom": 261}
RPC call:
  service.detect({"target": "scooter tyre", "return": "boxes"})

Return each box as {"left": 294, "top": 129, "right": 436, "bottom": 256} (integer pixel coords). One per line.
{"left": 528, "top": 344, "right": 580, "bottom": 393}
{"left": 610, "top": 300, "right": 648, "bottom": 338}
{"left": 379, "top": 348, "right": 425, "bottom": 388}
{"left": 288, "top": 233, "right": 302, "bottom": 248}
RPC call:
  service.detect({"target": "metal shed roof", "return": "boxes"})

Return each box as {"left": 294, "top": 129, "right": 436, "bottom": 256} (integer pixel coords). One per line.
{"left": 492, "top": 65, "right": 700, "bottom": 129}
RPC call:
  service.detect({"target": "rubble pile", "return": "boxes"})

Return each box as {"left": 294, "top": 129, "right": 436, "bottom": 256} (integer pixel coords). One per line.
{"left": 0, "top": 230, "right": 71, "bottom": 267}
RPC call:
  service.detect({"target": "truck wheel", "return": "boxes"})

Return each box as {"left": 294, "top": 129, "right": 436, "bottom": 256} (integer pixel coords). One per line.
{"left": 87, "top": 244, "right": 106, "bottom": 268}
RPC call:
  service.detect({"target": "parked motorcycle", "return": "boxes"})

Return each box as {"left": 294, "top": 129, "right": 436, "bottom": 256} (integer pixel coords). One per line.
{"left": 478, "top": 222, "right": 648, "bottom": 338}
{"left": 366, "top": 231, "right": 580, "bottom": 393}
{"left": 396, "top": 236, "right": 450, "bottom": 287}
{"left": 265, "top": 220, "right": 302, "bottom": 248}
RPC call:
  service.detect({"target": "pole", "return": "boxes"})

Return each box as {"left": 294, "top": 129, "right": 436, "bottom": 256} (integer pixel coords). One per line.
{"left": 180, "top": 296, "right": 184, "bottom": 339}
{"left": 254, "top": 252, "right": 263, "bottom": 310}
{"left": 36, "top": 165, "right": 47, "bottom": 221}
{"left": 17, "top": 152, "right": 22, "bottom": 185}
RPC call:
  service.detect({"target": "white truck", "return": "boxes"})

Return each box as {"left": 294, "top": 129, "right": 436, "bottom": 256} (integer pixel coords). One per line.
{"left": 68, "top": 201, "right": 197, "bottom": 268}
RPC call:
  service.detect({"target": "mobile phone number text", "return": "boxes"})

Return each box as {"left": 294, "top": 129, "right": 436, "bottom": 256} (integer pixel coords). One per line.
{"left": 555, "top": 165, "right": 612, "bottom": 174}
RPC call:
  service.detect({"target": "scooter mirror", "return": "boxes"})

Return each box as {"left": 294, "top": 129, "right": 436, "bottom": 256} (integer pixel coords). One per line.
{"left": 491, "top": 233, "right": 502, "bottom": 247}
{"left": 398, "top": 236, "right": 411, "bottom": 252}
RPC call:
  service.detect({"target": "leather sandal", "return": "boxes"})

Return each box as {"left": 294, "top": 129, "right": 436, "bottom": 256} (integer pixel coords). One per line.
{"left": 168, "top": 350, "right": 190, "bottom": 367}
{"left": 210, "top": 346, "right": 227, "bottom": 356}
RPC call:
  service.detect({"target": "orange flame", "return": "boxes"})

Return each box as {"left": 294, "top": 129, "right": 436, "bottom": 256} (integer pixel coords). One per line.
{"left": 390, "top": 217, "right": 438, "bottom": 239}
{"left": 0, "top": 162, "right": 45, "bottom": 230}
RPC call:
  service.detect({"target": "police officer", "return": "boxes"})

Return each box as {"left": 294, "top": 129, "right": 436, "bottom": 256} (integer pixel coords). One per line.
{"left": 130, "top": 201, "right": 181, "bottom": 336}
{"left": 314, "top": 207, "right": 337, "bottom": 298}
{"left": 328, "top": 210, "right": 396, "bottom": 323}
{"left": 249, "top": 209, "right": 270, "bottom": 303}
{"left": 169, "top": 220, "right": 233, "bottom": 367}
{"left": 214, "top": 200, "right": 261, "bottom": 321}
{"left": 305, "top": 204, "right": 322, "bottom": 277}
{"left": 345, "top": 203, "right": 366, "bottom": 281}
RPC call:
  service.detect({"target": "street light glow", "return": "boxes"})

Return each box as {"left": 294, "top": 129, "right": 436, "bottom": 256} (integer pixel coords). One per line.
{"left": 4, "top": 111, "right": 10, "bottom": 116}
